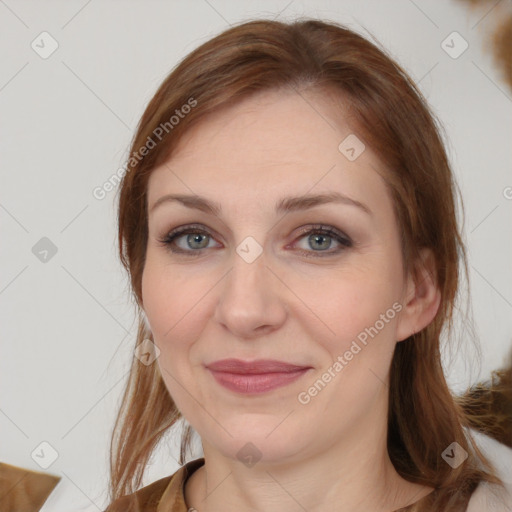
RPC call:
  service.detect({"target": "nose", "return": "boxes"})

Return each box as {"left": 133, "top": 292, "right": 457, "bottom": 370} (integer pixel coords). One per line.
{"left": 214, "top": 249, "right": 287, "bottom": 340}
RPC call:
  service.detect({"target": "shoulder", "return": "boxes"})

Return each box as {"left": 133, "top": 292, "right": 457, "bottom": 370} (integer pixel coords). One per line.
{"left": 466, "top": 431, "right": 512, "bottom": 511}
{"left": 103, "top": 458, "right": 205, "bottom": 512}
{"left": 103, "top": 474, "right": 174, "bottom": 512}
{"left": 466, "top": 481, "right": 512, "bottom": 512}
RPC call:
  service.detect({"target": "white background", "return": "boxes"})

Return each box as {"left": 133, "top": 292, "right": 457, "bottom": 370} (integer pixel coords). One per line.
{"left": 1, "top": 1, "right": 511, "bottom": 510}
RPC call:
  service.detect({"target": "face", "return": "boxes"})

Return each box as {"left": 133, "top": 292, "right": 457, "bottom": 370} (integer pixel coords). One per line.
{"left": 142, "top": 88, "right": 412, "bottom": 465}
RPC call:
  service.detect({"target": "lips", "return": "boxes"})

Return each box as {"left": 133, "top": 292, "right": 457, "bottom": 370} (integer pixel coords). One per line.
{"left": 205, "top": 359, "right": 312, "bottom": 394}
{"left": 206, "top": 358, "right": 310, "bottom": 374}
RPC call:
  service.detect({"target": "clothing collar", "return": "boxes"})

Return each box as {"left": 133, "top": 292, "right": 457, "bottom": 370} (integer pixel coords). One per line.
{"left": 157, "top": 457, "right": 205, "bottom": 512}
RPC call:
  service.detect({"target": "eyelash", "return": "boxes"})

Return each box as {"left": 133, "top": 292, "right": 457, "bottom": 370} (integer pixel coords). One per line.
{"left": 157, "top": 223, "right": 353, "bottom": 259}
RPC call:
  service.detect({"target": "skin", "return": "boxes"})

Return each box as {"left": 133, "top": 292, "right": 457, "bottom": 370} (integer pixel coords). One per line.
{"left": 141, "top": 88, "right": 441, "bottom": 512}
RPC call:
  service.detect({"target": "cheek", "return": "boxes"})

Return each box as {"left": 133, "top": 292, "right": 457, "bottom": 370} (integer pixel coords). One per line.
{"left": 142, "top": 249, "right": 202, "bottom": 329}
{"left": 297, "top": 273, "right": 401, "bottom": 417}
{"left": 141, "top": 258, "right": 218, "bottom": 389}
{"left": 141, "top": 263, "right": 204, "bottom": 408}
{"left": 296, "top": 263, "right": 402, "bottom": 351}
{"left": 141, "top": 259, "right": 199, "bottom": 352}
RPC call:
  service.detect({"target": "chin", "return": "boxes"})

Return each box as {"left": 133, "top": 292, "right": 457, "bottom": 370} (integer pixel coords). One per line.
{"left": 201, "top": 418, "right": 309, "bottom": 466}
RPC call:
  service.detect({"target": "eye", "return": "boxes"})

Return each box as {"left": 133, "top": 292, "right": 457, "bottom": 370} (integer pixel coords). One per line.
{"left": 157, "top": 223, "right": 219, "bottom": 256}
{"left": 157, "top": 223, "right": 353, "bottom": 258}
{"left": 290, "top": 224, "right": 353, "bottom": 258}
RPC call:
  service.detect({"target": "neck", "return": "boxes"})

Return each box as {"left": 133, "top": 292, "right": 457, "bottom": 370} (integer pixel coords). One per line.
{"left": 185, "top": 389, "right": 433, "bottom": 512}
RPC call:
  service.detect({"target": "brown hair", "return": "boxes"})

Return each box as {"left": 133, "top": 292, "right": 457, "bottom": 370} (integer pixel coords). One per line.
{"left": 109, "top": 18, "right": 509, "bottom": 511}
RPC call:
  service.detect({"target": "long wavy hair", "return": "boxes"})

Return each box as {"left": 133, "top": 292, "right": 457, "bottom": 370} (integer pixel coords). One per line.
{"left": 108, "top": 18, "right": 510, "bottom": 511}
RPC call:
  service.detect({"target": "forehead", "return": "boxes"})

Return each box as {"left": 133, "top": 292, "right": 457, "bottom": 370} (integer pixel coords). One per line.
{"left": 147, "top": 89, "right": 390, "bottom": 214}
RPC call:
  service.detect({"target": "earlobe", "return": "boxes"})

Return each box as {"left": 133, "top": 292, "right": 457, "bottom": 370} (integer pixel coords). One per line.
{"left": 395, "top": 248, "right": 441, "bottom": 342}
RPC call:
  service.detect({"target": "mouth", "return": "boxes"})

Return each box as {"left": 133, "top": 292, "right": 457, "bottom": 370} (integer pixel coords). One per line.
{"left": 205, "top": 359, "right": 312, "bottom": 394}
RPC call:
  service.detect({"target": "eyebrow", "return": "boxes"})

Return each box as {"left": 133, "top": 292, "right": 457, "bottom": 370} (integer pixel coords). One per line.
{"left": 149, "top": 191, "right": 373, "bottom": 217}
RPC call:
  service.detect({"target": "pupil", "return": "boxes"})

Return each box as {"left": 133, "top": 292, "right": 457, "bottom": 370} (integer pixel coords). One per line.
{"left": 311, "top": 234, "right": 330, "bottom": 250}
{"left": 190, "top": 234, "right": 207, "bottom": 248}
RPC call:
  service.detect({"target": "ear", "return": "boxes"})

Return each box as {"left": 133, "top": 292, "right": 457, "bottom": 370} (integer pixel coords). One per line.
{"left": 396, "top": 248, "right": 441, "bottom": 342}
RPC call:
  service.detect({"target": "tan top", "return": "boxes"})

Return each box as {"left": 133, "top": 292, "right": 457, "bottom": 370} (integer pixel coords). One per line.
{"left": 105, "top": 457, "right": 436, "bottom": 511}
{"left": 104, "top": 457, "right": 512, "bottom": 512}
{"left": 0, "top": 462, "right": 61, "bottom": 512}
{"left": 104, "top": 458, "right": 205, "bottom": 512}
{"left": 158, "top": 458, "right": 205, "bottom": 512}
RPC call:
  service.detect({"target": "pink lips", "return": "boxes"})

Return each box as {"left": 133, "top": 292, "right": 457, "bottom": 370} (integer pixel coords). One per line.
{"left": 206, "top": 358, "right": 311, "bottom": 394}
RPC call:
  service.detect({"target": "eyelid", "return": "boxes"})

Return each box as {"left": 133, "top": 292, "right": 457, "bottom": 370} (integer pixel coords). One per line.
{"left": 292, "top": 224, "right": 351, "bottom": 244}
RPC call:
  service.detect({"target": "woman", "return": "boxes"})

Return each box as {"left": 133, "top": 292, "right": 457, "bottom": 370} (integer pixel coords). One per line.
{"left": 104, "top": 18, "right": 512, "bottom": 512}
